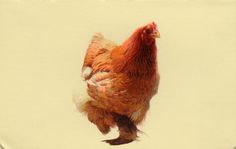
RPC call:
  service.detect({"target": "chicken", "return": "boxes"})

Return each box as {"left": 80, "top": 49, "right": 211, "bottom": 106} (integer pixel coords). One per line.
{"left": 77, "top": 22, "right": 160, "bottom": 145}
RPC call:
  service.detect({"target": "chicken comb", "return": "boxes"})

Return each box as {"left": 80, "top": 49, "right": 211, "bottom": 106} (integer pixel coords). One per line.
{"left": 151, "top": 21, "right": 157, "bottom": 29}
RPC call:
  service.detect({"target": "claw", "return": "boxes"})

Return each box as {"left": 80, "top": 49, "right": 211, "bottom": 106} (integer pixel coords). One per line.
{"left": 102, "top": 137, "right": 134, "bottom": 145}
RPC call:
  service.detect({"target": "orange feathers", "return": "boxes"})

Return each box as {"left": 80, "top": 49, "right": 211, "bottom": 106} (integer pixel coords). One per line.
{"left": 78, "top": 22, "right": 160, "bottom": 145}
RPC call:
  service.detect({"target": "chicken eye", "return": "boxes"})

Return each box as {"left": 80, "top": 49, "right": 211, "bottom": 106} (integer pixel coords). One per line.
{"left": 144, "top": 28, "right": 152, "bottom": 34}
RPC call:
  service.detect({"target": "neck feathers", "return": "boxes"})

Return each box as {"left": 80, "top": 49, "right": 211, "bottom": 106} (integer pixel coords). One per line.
{"left": 112, "top": 30, "right": 157, "bottom": 77}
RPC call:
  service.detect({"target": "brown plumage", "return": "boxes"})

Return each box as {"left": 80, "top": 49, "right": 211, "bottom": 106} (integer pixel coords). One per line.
{"left": 77, "top": 22, "right": 160, "bottom": 145}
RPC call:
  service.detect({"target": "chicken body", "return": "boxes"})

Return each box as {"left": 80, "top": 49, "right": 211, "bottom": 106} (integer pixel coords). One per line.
{"left": 78, "top": 22, "right": 160, "bottom": 145}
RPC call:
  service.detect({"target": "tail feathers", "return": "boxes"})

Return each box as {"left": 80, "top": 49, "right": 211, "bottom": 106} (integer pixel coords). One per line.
{"left": 89, "top": 32, "right": 117, "bottom": 51}
{"left": 89, "top": 33, "right": 105, "bottom": 50}
{"left": 82, "top": 33, "right": 117, "bottom": 68}
{"left": 91, "top": 33, "right": 104, "bottom": 43}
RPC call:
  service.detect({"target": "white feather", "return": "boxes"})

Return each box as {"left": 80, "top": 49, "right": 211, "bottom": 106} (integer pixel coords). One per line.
{"left": 131, "top": 109, "right": 142, "bottom": 121}
{"left": 82, "top": 67, "right": 92, "bottom": 79}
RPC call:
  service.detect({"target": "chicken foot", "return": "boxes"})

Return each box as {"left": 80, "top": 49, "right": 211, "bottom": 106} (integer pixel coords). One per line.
{"left": 103, "top": 114, "right": 138, "bottom": 145}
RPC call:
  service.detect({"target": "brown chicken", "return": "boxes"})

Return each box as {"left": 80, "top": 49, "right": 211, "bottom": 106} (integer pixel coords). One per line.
{"left": 77, "top": 22, "right": 160, "bottom": 145}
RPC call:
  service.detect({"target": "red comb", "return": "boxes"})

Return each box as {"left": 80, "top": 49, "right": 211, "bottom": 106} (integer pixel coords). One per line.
{"left": 151, "top": 21, "right": 157, "bottom": 28}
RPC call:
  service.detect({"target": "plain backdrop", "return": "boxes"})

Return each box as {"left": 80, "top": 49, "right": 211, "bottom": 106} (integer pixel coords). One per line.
{"left": 0, "top": 0, "right": 236, "bottom": 149}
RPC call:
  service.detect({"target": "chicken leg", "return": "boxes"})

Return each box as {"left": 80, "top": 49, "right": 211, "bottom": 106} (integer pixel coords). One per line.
{"left": 103, "top": 114, "right": 138, "bottom": 145}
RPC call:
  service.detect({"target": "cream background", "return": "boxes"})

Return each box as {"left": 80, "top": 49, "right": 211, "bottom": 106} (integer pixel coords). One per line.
{"left": 0, "top": 0, "right": 236, "bottom": 149}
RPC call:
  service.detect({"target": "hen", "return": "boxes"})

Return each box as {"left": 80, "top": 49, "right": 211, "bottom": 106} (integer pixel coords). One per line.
{"left": 77, "top": 22, "right": 160, "bottom": 145}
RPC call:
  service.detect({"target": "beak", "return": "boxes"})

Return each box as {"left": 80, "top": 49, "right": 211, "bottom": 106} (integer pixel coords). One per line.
{"left": 153, "top": 31, "right": 160, "bottom": 38}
